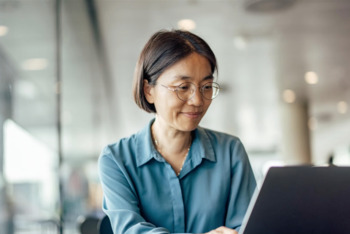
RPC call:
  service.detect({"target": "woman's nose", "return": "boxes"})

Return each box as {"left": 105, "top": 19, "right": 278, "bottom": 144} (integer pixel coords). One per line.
{"left": 188, "top": 87, "right": 203, "bottom": 106}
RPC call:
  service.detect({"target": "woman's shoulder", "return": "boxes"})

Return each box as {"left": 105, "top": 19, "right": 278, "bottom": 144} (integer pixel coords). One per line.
{"left": 99, "top": 133, "right": 138, "bottom": 161}
{"left": 198, "top": 127, "right": 249, "bottom": 163}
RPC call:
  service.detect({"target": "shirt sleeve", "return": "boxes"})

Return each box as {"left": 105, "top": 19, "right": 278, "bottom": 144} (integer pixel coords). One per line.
{"left": 98, "top": 147, "right": 171, "bottom": 234}
{"left": 224, "top": 139, "right": 257, "bottom": 231}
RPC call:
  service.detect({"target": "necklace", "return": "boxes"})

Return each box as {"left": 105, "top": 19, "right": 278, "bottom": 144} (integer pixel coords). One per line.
{"left": 177, "top": 147, "right": 190, "bottom": 176}
{"left": 153, "top": 133, "right": 191, "bottom": 176}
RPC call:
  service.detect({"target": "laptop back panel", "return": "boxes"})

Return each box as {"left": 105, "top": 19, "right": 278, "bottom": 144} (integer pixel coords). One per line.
{"left": 241, "top": 166, "right": 350, "bottom": 234}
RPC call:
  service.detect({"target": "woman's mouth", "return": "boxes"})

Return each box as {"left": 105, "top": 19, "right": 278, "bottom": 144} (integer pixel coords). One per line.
{"left": 182, "top": 112, "right": 203, "bottom": 119}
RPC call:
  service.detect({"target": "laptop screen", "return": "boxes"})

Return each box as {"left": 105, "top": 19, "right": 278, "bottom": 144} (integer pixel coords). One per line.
{"left": 240, "top": 166, "right": 350, "bottom": 234}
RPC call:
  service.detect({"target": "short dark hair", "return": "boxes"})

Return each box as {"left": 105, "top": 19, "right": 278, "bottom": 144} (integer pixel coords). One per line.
{"left": 133, "top": 29, "right": 218, "bottom": 113}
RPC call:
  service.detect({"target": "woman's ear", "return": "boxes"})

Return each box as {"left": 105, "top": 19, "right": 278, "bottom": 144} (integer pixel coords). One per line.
{"left": 143, "top": 79, "right": 155, "bottom": 104}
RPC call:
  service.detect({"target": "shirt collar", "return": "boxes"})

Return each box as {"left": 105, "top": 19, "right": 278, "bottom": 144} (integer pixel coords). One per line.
{"left": 135, "top": 118, "right": 157, "bottom": 167}
{"left": 135, "top": 118, "right": 216, "bottom": 167}
{"left": 192, "top": 126, "right": 216, "bottom": 162}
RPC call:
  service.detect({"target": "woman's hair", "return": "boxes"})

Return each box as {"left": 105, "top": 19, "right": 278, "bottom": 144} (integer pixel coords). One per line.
{"left": 133, "top": 29, "right": 218, "bottom": 113}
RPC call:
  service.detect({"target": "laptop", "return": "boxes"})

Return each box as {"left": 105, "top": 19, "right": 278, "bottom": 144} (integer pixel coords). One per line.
{"left": 239, "top": 166, "right": 350, "bottom": 234}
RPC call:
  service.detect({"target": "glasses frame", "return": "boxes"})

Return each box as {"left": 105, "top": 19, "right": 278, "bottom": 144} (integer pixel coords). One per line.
{"left": 159, "top": 81, "right": 220, "bottom": 101}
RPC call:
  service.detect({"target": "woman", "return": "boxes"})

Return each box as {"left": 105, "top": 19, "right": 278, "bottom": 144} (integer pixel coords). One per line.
{"left": 98, "top": 29, "right": 256, "bottom": 234}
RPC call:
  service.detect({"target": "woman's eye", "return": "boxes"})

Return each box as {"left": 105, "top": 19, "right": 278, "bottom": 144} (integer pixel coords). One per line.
{"left": 178, "top": 85, "right": 190, "bottom": 91}
{"left": 203, "top": 85, "right": 213, "bottom": 90}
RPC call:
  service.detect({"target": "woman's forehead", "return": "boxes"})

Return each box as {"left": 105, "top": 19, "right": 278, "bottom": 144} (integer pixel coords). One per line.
{"left": 162, "top": 53, "right": 212, "bottom": 76}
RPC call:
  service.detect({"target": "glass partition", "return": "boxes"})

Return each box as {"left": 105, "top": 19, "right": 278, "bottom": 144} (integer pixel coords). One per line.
{"left": 0, "top": 0, "right": 106, "bottom": 233}
{"left": 0, "top": 0, "right": 59, "bottom": 233}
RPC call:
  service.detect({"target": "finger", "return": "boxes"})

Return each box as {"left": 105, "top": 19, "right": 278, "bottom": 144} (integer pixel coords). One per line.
{"left": 206, "top": 229, "right": 223, "bottom": 234}
{"left": 215, "top": 226, "right": 238, "bottom": 234}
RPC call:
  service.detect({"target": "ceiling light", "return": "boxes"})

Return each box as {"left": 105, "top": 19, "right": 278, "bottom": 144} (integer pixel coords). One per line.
{"left": 177, "top": 19, "right": 196, "bottom": 31}
{"left": 337, "top": 101, "right": 348, "bottom": 114}
{"left": 305, "top": 71, "right": 318, "bottom": 84}
{"left": 282, "top": 89, "right": 296, "bottom": 103}
{"left": 21, "top": 58, "right": 48, "bottom": 71}
{"left": 233, "top": 36, "right": 247, "bottom": 50}
{"left": 0, "top": 25, "right": 9, "bottom": 37}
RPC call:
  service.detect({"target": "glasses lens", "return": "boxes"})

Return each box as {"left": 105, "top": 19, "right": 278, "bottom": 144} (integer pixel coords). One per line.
{"left": 176, "top": 82, "right": 196, "bottom": 101}
{"left": 201, "top": 82, "right": 220, "bottom": 100}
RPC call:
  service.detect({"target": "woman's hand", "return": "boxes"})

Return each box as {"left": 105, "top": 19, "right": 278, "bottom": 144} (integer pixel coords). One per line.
{"left": 205, "top": 226, "right": 238, "bottom": 234}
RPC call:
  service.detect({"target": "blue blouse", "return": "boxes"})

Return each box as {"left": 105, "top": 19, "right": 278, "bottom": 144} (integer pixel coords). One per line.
{"left": 98, "top": 119, "right": 256, "bottom": 233}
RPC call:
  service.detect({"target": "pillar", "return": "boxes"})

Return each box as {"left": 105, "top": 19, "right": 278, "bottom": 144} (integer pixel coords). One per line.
{"left": 279, "top": 101, "right": 312, "bottom": 165}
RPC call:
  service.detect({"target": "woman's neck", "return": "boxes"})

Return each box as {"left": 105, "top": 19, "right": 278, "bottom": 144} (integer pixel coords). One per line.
{"left": 151, "top": 119, "right": 192, "bottom": 157}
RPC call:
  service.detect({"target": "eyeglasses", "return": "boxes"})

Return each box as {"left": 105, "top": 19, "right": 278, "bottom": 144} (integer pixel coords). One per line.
{"left": 159, "top": 82, "right": 220, "bottom": 101}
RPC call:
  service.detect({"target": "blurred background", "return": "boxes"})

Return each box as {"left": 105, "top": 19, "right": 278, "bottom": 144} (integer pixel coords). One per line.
{"left": 0, "top": 0, "right": 350, "bottom": 233}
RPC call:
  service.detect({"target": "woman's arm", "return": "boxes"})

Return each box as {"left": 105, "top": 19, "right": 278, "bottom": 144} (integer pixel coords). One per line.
{"left": 224, "top": 139, "right": 257, "bottom": 231}
{"left": 98, "top": 149, "right": 170, "bottom": 234}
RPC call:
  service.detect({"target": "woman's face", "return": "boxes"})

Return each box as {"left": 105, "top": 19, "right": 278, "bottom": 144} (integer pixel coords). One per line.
{"left": 145, "top": 52, "right": 214, "bottom": 132}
